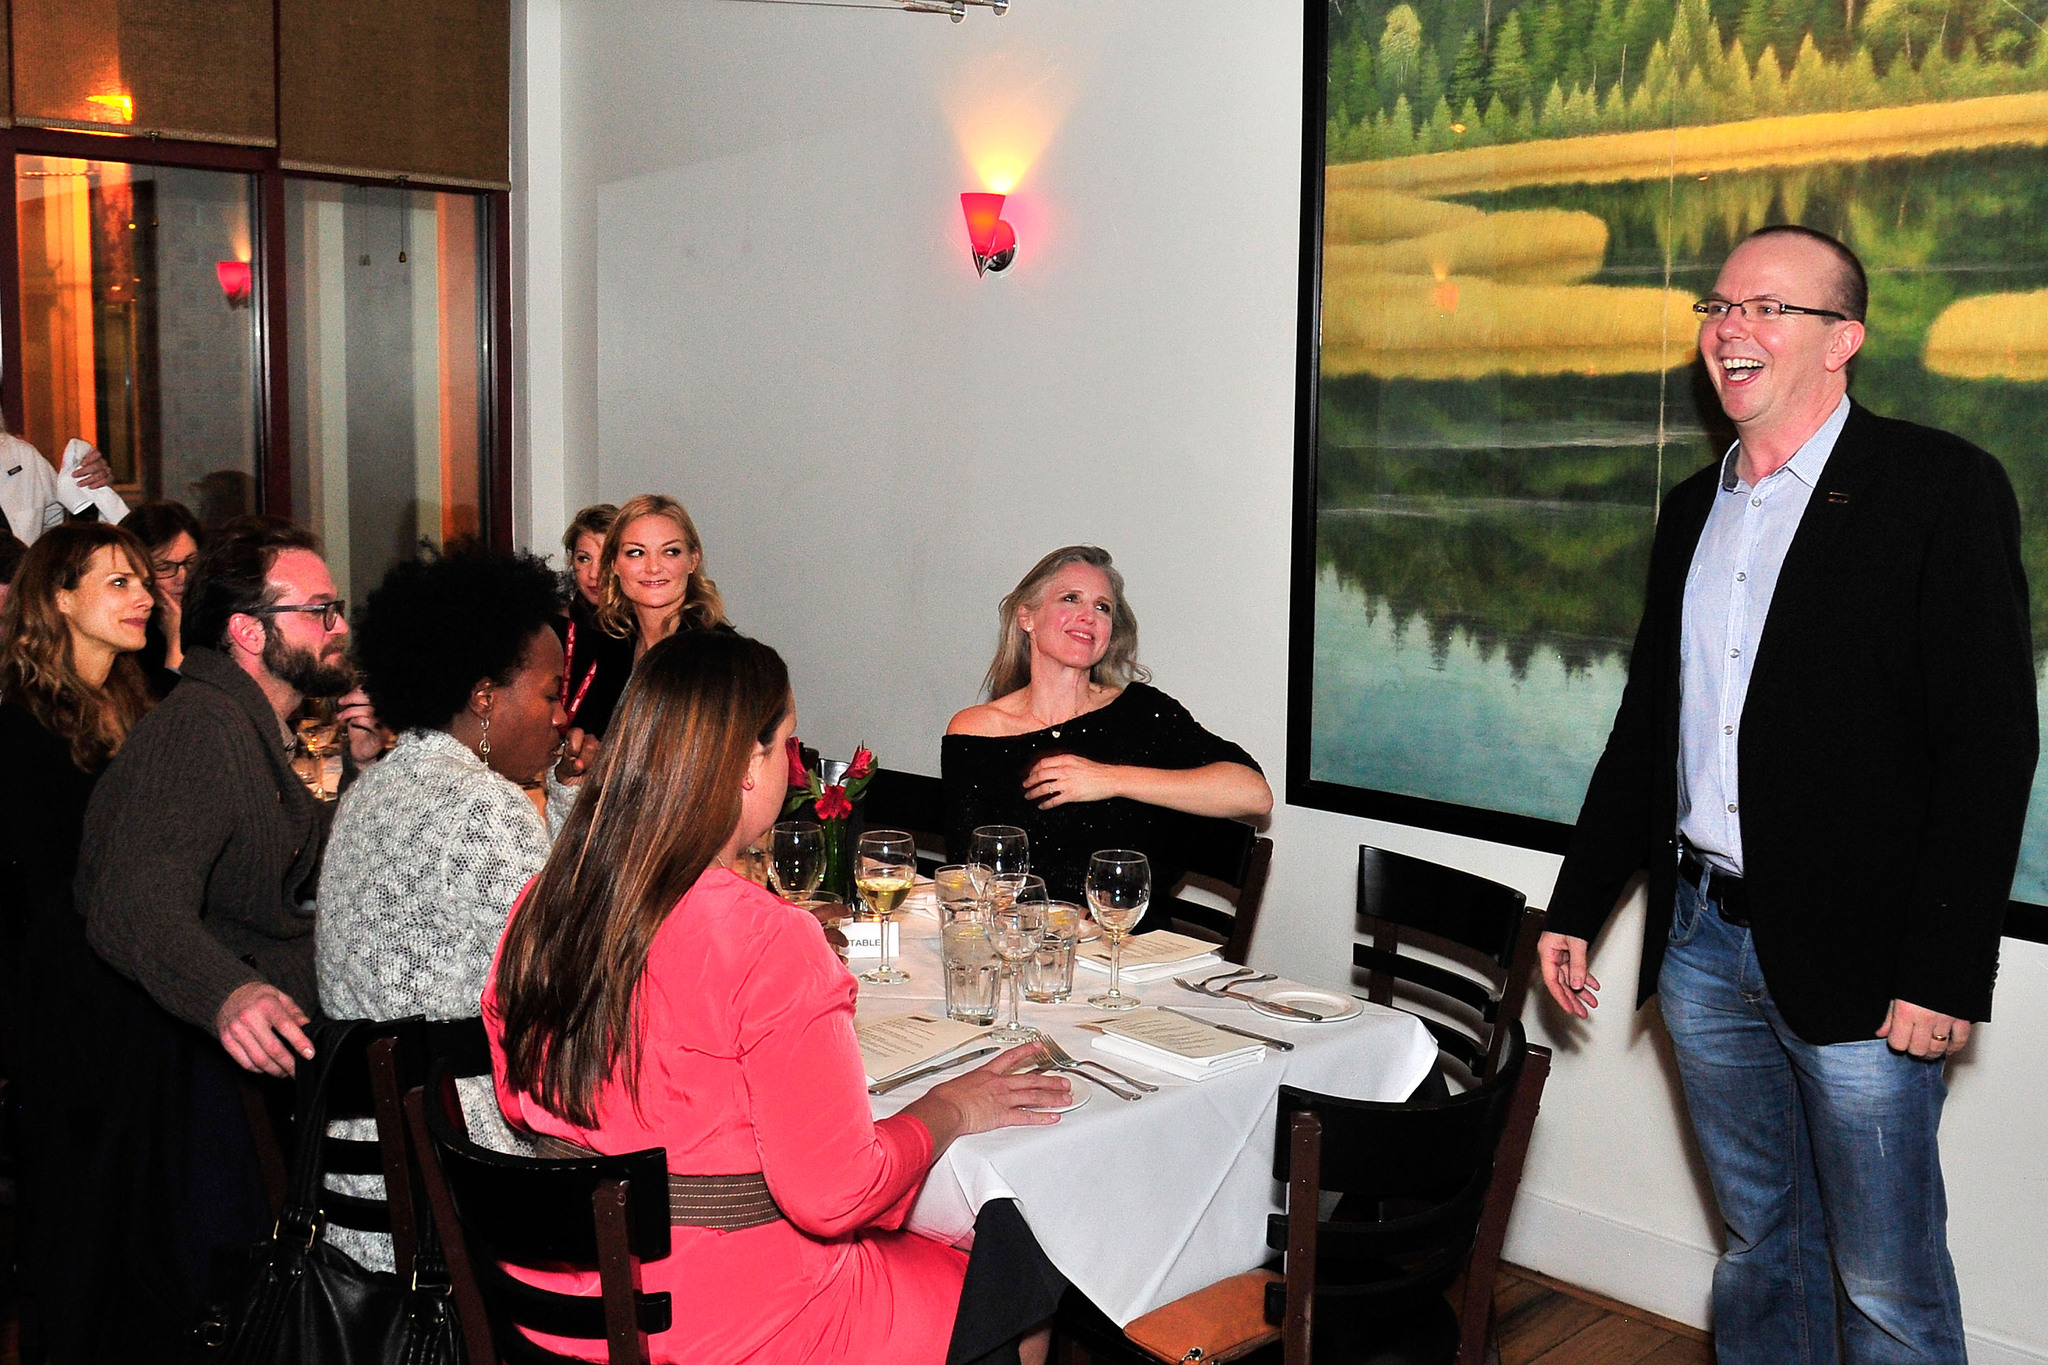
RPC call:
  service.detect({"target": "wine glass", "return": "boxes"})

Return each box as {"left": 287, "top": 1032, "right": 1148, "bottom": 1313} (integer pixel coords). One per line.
{"left": 967, "top": 825, "right": 1030, "bottom": 921}
{"left": 768, "top": 821, "right": 824, "bottom": 903}
{"left": 854, "top": 829, "right": 917, "bottom": 984}
{"left": 1085, "top": 849, "right": 1151, "bottom": 1011}
{"left": 988, "top": 894, "right": 1046, "bottom": 1043}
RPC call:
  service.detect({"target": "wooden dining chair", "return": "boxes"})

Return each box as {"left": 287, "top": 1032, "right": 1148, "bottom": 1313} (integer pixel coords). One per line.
{"left": 404, "top": 1057, "right": 674, "bottom": 1365}
{"left": 860, "top": 767, "right": 950, "bottom": 872}
{"left": 1155, "top": 817, "right": 1274, "bottom": 966}
{"left": 1054, "top": 1025, "right": 1550, "bottom": 1365}
{"left": 302, "top": 1016, "right": 433, "bottom": 1274}
{"left": 1353, "top": 845, "right": 1546, "bottom": 1082}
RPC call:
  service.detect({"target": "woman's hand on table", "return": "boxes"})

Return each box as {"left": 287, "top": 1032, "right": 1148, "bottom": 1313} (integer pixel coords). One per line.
{"left": 902, "top": 1045, "right": 1072, "bottom": 1158}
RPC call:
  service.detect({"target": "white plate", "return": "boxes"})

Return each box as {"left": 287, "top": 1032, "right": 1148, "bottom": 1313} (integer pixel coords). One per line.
{"left": 1027, "top": 1086, "right": 1090, "bottom": 1114}
{"left": 1248, "top": 986, "right": 1362, "bottom": 1023}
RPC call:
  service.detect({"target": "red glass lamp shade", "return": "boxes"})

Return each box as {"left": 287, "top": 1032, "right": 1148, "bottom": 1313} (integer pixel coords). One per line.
{"left": 216, "top": 260, "right": 253, "bottom": 307}
{"left": 959, "top": 192, "right": 1017, "bottom": 276}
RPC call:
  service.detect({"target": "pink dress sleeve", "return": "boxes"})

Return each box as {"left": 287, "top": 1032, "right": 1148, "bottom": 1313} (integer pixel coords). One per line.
{"left": 733, "top": 911, "right": 935, "bottom": 1238}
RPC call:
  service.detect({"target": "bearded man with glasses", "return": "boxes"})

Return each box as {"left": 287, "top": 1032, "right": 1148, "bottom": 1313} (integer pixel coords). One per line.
{"left": 61, "top": 516, "right": 374, "bottom": 1351}
{"left": 1538, "top": 225, "right": 2034, "bottom": 1363}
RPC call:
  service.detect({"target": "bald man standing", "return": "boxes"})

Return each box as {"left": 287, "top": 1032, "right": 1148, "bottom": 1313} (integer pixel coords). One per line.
{"left": 1539, "top": 226, "right": 2035, "bottom": 1363}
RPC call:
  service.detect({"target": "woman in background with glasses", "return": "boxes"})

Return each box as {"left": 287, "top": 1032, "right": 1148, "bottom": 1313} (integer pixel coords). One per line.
{"left": 489, "top": 630, "right": 1067, "bottom": 1364}
{"left": 124, "top": 500, "right": 203, "bottom": 684}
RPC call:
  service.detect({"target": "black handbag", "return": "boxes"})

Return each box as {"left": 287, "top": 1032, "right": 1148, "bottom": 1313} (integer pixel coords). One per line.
{"left": 195, "top": 1021, "right": 466, "bottom": 1365}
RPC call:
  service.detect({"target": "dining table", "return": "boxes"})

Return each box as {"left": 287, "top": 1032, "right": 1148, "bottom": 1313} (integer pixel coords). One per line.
{"left": 854, "top": 898, "right": 1439, "bottom": 1358}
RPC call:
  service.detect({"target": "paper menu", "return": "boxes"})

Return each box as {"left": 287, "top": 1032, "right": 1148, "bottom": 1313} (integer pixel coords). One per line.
{"left": 1077, "top": 930, "right": 1219, "bottom": 970}
{"left": 56, "top": 440, "right": 130, "bottom": 525}
{"left": 855, "top": 1012, "right": 987, "bottom": 1084}
{"left": 1097, "top": 1008, "right": 1263, "bottom": 1063}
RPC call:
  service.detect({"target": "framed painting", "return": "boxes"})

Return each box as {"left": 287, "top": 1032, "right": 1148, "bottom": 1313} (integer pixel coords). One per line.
{"left": 1286, "top": 0, "right": 2048, "bottom": 937}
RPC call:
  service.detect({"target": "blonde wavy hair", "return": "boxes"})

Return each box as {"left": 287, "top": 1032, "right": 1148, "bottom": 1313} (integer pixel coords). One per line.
{"left": 983, "top": 545, "right": 1149, "bottom": 700}
{"left": 596, "top": 494, "right": 727, "bottom": 639}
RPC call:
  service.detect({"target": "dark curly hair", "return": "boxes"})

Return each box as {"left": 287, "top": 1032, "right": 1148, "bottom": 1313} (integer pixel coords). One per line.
{"left": 353, "top": 542, "right": 566, "bottom": 735}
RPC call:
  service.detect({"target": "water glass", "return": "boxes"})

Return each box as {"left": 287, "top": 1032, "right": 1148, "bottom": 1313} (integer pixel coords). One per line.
{"left": 933, "top": 864, "right": 981, "bottom": 924}
{"left": 1023, "top": 932, "right": 1076, "bottom": 1004}
{"left": 941, "top": 922, "right": 1000, "bottom": 1026}
{"left": 1086, "top": 849, "right": 1151, "bottom": 1011}
{"left": 769, "top": 820, "right": 824, "bottom": 902}
{"left": 988, "top": 900, "right": 1046, "bottom": 1042}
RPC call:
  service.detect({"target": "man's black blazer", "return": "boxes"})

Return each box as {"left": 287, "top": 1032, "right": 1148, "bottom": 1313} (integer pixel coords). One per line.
{"left": 1547, "top": 401, "right": 2037, "bottom": 1044}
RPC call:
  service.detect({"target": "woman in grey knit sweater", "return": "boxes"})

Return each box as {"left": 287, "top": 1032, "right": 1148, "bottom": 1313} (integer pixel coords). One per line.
{"left": 314, "top": 545, "right": 599, "bottom": 1270}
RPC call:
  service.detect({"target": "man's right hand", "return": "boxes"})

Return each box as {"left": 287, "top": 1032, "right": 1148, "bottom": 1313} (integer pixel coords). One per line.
{"left": 217, "top": 981, "right": 316, "bottom": 1077}
{"left": 1537, "top": 931, "right": 1600, "bottom": 1019}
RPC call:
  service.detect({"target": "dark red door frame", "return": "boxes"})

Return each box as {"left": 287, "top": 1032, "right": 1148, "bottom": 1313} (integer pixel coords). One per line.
{"left": 0, "top": 126, "right": 512, "bottom": 550}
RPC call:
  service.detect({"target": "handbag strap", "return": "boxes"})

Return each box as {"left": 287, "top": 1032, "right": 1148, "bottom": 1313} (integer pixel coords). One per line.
{"left": 278, "top": 1018, "right": 366, "bottom": 1239}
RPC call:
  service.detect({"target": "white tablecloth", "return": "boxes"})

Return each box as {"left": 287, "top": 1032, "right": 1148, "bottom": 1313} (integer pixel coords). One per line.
{"left": 858, "top": 913, "right": 1437, "bottom": 1325}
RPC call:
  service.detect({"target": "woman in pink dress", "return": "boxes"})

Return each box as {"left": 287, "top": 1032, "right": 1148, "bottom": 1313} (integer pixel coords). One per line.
{"left": 485, "top": 630, "right": 1069, "bottom": 1365}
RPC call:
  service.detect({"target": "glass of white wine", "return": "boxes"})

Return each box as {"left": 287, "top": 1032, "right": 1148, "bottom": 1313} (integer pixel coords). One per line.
{"left": 768, "top": 820, "right": 824, "bottom": 903}
{"left": 854, "top": 829, "right": 917, "bottom": 984}
{"left": 1085, "top": 849, "right": 1150, "bottom": 1011}
{"left": 988, "top": 896, "right": 1046, "bottom": 1043}
{"left": 967, "top": 825, "right": 1029, "bottom": 923}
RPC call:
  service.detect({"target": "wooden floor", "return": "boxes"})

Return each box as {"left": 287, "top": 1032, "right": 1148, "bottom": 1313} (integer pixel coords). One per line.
{"left": 0, "top": 1235, "right": 1702, "bottom": 1365}
{"left": 1496, "top": 1264, "right": 1712, "bottom": 1365}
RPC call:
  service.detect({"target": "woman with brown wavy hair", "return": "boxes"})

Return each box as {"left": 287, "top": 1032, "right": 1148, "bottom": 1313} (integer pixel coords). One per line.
{"left": 487, "top": 630, "right": 1067, "bottom": 1364}
{"left": 0, "top": 521, "right": 159, "bottom": 932}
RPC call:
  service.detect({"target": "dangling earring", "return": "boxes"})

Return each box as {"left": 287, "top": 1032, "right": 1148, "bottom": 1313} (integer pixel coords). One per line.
{"left": 478, "top": 714, "right": 491, "bottom": 763}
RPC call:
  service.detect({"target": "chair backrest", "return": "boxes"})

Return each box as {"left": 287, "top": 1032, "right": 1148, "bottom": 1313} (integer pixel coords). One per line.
{"left": 406, "top": 1058, "right": 673, "bottom": 1365}
{"left": 1352, "top": 845, "right": 1545, "bottom": 1079}
{"left": 1157, "top": 816, "right": 1274, "bottom": 966}
{"left": 1267, "top": 1024, "right": 1552, "bottom": 1364}
{"left": 305, "top": 1016, "right": 430, "bottom": 1272}
{"left": 860, "top": 768, "right": 949, "bottom": 873}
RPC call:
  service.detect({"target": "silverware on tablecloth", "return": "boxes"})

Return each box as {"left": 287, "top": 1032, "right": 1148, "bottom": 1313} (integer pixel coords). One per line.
{"left": 1035, "top": 1034, "right": 1158, "bottom": 1093}
{"left": 1028, "top": 1040, "right": 1143, "bottom": 1101}
{"left": 1156, "top": 1004, "right": 1295, "bottom": 1051}
{"left": 1172, "top": 969, "right": 1328, "bottom": 1022}
{"left": 867, "top": 1046, "right": 999, "bottom": 1095}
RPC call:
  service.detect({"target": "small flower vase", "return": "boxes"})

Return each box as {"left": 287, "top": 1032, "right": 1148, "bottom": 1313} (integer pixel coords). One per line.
{"left": 819, "top": 815, "right": 855, "bottom": 904}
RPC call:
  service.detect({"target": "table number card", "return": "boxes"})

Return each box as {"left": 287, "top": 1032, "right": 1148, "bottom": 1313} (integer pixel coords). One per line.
{"left": 856, "top": 1012, "right": 988, "bottom": 1084}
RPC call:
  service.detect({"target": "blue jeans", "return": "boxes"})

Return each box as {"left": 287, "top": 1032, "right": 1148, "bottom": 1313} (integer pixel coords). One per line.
{"left": 1657, "top": 875, "right": 1965, "bottom": 1364}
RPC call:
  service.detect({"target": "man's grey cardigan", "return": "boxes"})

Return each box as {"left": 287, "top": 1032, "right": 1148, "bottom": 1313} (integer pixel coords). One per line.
{"left": 76, "top": 646, "right": 324, "bottom": 1032}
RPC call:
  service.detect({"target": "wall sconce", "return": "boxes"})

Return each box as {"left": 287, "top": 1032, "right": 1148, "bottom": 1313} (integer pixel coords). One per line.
{"left": 216, "top": 260, "right": 253, "bottom": 308}
{"left": 960, "top": 192, "right": 1017, "bottom": 276}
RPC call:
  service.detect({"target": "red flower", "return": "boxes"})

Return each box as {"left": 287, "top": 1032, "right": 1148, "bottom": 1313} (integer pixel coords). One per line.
{"left": 786, "top": 736, "right": 809, "bottom": 788}
{"left": 847, "top": 746, "right": 875, "bottom": 781}
{"left": 815, "top": 784, "right": 854, "bottom": 820}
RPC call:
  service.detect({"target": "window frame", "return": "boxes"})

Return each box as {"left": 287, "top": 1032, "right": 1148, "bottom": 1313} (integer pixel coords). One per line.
{"left": 0, "top": 126, "right": 511, "bottom": 550}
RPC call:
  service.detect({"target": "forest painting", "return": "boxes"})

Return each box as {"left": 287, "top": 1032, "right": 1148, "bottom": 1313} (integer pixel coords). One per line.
{"left": 1298, "top": 0, "right": 2048, "bottom": 903}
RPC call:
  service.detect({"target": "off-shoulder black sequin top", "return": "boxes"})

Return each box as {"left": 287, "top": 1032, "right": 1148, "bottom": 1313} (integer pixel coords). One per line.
{"left": 940, "top": 682, "right": 1261, "bottom": 929}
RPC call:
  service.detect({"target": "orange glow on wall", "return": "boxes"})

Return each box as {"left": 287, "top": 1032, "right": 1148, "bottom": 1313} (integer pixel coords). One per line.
{"left": 85, "top": 93, "right": 133, "bottom": 123}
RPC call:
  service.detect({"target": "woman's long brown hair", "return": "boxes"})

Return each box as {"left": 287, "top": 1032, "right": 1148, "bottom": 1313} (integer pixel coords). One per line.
{"left": 494, "top": 629, "right": 790, "bottom": 1126}
{"left": 595, "top": 493, "right": 728, "bottom": 640}
{"left": 0, "top": 523, "right": 158, "bottom": 770}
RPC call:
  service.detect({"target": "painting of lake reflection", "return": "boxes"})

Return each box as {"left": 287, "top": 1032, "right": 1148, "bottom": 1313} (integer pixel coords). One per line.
{"left": 1302, "top": 0, "right": 2048, "bottom": 904}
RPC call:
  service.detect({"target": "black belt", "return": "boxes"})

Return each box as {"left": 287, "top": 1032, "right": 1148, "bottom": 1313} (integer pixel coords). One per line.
{"left": 1678, "top": 846, "right": 1750, "bottom": 927}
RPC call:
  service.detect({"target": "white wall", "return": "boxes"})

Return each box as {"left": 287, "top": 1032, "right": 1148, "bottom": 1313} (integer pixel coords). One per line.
{"left": 522, "top": 2, "right": 2048, "bottom": 1356}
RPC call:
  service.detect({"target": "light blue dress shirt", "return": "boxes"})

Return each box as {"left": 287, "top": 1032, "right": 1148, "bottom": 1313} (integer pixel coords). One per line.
{"left": 1677, "top": 396, "right": 1852, "bottom": 875}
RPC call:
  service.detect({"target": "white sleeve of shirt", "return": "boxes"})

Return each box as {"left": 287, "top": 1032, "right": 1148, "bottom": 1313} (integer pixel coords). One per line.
{"left": 0, "top": 433, "right": 64, "bottom": 546}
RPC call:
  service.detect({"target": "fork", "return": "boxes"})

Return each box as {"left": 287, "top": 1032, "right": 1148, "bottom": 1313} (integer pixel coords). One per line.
{"left": 1036, "top": 1033, "right": 1158, "bottom": 1094}
{"left": 1029, "top": 1043, "right": 1141, "bottom": 1101}
{"left": 1173, "top": 969, "right": 1327, "bottom": 1022}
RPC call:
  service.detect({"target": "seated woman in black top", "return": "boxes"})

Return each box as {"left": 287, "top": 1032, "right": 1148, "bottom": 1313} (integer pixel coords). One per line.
{"left": 572, "top": 493, "right": 730, "bottom": 737}
{"left": 943, "top": 546, "right": 1271, "bottom": 922}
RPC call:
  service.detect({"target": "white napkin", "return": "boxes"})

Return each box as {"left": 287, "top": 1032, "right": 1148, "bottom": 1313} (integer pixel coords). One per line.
{"left": 1091, "top": 1031, "right": 1265, "bottom": 1082}
{"left": 1073, "top": 951, "right": 1221, "bottom": 984}
{"left": 56, "top": 440, "right": 129, "bottom": 524}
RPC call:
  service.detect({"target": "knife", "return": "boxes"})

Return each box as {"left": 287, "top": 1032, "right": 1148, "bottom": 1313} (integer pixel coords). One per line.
{"left": 1158, "top": 1005, "right": 1296, "bottom": 1051}
{"left": 867, "top": 1046, "right": 999, "bottom": 1095}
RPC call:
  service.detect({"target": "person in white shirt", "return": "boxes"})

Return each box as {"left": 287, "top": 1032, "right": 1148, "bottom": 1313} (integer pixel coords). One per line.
{"left": 0, "top": 430, "right": 120, "bottom": 545}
